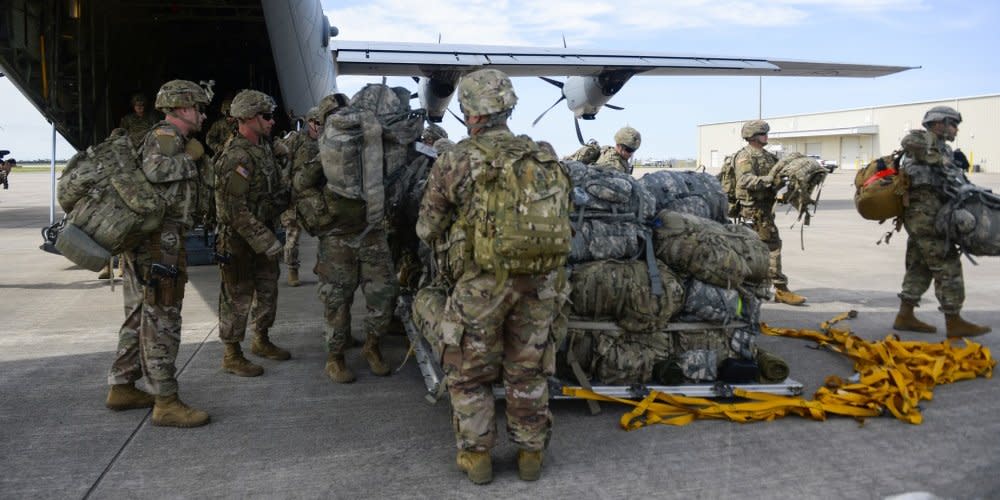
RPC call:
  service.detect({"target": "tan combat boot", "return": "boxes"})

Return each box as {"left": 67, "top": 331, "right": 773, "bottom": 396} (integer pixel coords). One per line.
{"left": 152, "top": 394, "right": 210, "bottom": 428}
{"left": 97, "top": 264, "right": 112, "bottom": 280}
{"left": 361, "top": 334, "right": 391, "bottom": 376}
{"left": 456, "top": 450, "right": 493, "bottom": 485}
{"left": 945, "top": 314, "right": 992, "bottom": 339}
{"left": 251, "top": 331, "right": 291, "bottom": 361}
{"left": 325, "top": 352, "right": 356, "bottom": 383}
{"left": 774, "top": 285, "right": 807, "bottom": 306}
{"left": 517, "top": 449, "right": 544, "bottom": 481}
{"left": 893, "top": 301, "right": 937, "bottom": 333}
{"left": 287, "top": 269, "right": 300, "bottom": 287}
{"left": 105, "top": 382, "right": 155, "bottom": 411}
{"left": 222, "top": 342, "right": 264, "bottom": 377}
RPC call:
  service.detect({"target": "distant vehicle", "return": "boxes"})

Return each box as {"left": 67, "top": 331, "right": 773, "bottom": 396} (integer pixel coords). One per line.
{"left": 807, "top": 154, "right": 838, "bottom": 173}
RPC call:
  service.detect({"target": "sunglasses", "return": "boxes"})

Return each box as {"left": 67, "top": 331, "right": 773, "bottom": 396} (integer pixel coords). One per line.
{"left": 260, "top": 112, "right": 274, "bottom": 121}
{"left": 621, "top": 145, "right": 636, "bottom": 154}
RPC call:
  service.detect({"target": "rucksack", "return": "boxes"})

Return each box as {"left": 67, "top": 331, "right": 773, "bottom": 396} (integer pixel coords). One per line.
{"left": 854, "top": 151, "right": 907, "bottom": 221}
{"left": 563, "top": 141, "right": 601, "bottom": 164}
{"left": 717, "top": 153, "right": 740, "bottom": 218}
{"left": 465, "top": 135, "right": 573, "bottom": 279}
{"left": 55, "top": 129, "right": 164, "bottom": 271}
{"left": 773, "top": 153, "right": 828, "bottom": 218}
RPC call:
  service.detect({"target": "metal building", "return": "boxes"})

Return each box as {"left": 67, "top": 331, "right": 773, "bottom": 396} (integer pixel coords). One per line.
{"left": 698, "top": 94, "right": 1000, "bottom": 172}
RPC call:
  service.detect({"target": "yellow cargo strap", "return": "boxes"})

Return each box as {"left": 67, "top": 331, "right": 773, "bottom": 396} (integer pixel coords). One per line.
{"left": 563, "top": 312, "right": 995, "bottom": 430}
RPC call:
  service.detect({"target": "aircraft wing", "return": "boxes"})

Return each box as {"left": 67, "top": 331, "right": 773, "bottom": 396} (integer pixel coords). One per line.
{"left": 332, "top": 41, "right": 914, "bottom": 78}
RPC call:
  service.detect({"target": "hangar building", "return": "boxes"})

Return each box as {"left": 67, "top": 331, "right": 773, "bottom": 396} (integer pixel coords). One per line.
{"left": 698, "top": 94, "right": 1000, "bottom": 172}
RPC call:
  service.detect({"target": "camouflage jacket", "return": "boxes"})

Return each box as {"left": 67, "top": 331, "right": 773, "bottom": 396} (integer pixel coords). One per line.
{"left": 594, "top": 146, "right": 630, "bottom": 173}
{"left": 205, "top": 117, "right": 236, "bottom": 155}
{"left": 734, "top": 145, "right": 779, "bottom": 206}
{"left": 900, "top": 131, "right": 963, "bottom": 239}
{"left": 140, "top": 121, "right": 201, "bottom": 230}
{"left": 120, "top": 112, "right": 158, "bottom": 148}
{"left": 215, "top": 134, "right": 289, "bottom": 253}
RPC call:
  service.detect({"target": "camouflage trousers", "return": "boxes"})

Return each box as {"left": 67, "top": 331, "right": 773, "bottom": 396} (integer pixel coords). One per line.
{"left": 315, "top": 228, "right": 398, "bottom": 354}
{"left": 899, "top": 234, "right": 964, "bottom": 314}
{"left": 281, "top": 209, "right": 301, "bottom": 271}
{"left": 441, "top": 271, "right": 559, "bottom": 452}
{"left": 741, "top": 205, "right": 787, "bottom": 287}
{"left": 217, "top": 234, "right": 280, "bottom": 343}
{"left": 107, "top": 229, "right": 188, "bottom": 396}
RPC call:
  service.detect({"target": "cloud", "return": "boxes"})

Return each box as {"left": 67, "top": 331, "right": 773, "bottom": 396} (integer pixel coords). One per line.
{"left": 323, "top": 0, "right": 923, "bottom": 45}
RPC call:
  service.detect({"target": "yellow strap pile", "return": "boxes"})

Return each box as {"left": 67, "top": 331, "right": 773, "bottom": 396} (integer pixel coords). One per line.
{"left": 562, "top": 312, "right": 995, "bottom": 430}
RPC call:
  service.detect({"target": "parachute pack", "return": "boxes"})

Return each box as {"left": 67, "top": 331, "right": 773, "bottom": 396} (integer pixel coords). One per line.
{"left": 639, "top": 170, "right": 729, "bottom": 223}
{"left": 464, "top": 135, "right": 573, "bottom": 279}
{"left": 55, "top": 129, "right": 164, "bottom": 271}
{"left": 773, "top": 153, "right": 828, "bottom": 219}
{"left": 854, "top": 151, "right": 907, "bottom": 222}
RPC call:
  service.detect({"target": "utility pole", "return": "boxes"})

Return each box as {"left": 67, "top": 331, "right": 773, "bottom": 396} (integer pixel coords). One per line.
{"left": 758, "top": 76, "right": 762, "bottom": 119}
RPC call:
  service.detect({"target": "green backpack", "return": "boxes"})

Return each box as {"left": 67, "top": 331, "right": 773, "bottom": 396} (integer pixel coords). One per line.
{"left": 466, "top": 135, "right": 573, "bottom": 280}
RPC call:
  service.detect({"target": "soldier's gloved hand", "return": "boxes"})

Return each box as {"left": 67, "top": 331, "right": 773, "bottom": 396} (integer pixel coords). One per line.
{"left": 185, "top": 138, "right": 205, "bottom": 161}
{"left": 264, "top": 240, "right": 283, "bottom": 259}
{"left": 759, "top": 175, "right": 774, "bottom": 187}
{"left": 772, "top": 175, "right": 787, "bottom": 189}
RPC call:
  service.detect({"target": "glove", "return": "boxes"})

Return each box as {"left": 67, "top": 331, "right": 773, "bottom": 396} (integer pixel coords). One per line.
{"left": 264, "top": 239, "right": 283, "bottom": 259}
{"left": 759, "top": 175, "right": 774, "bottom": 187}
{"left": 772, "top": 175, "right": 786, "bottom": 189}
{"left": 185, "top": 138, "right": 205, "bottom": 161}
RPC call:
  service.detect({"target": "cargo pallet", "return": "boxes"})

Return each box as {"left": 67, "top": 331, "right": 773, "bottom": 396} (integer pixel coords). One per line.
{"left": 398, "top": 295, "right": 803, "bottom": 411}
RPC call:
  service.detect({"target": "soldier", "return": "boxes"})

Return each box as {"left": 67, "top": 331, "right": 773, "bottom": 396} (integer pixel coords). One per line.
{"left": 311, "top": 87, "right": 398, "bottom": 384}
{"left": 104, "top": 79, "right": 211, "bottom": 428}
{"left": 205, "top": 98, "right": 236, "bottom": 156}
{"left": 215, "top": 89, "right": 291, "bottom": 377}
{"left": 276, "top": 106, "right": 323, "bottom": 287}
{"left": 733, "top": 120, "right": 807, "bottom": 306}
{"left": 893, "top": 106, "right": 991, "bottom": 338}
{"left": 1, "top": 158, "right": 13, "bottom": 189}
{"left": 417, "top": 69, "right": 570, "bottom": 484}
{"left": 594, "top": 126, "right": 641, "bottom": 173}
{"left": 433, "top": 137, "right": 455, "bottom": 154}
{"left": 120, "top": 93, "right": 159, "bottom": 147}
{"left": 421, "top": 123, "right": 449, "bottom": 146}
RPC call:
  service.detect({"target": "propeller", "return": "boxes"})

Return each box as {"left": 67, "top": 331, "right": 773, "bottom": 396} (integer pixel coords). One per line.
{"left": 532, "top": 76, "right": 623, "bottom": 145}
{"left": 447, "top": 107, "right": 466, "bottom": 126}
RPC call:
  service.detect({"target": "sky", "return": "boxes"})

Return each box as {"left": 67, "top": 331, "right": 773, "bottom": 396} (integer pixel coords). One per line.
{"left": 1, "top": 0, "right": 998, "bottom": 162}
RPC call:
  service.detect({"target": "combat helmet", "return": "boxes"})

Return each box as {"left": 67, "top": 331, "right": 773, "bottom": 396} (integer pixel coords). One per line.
{"left": 305, "top": 106, "right": 322, "bottom": 123}
{"left": 422, "top": 123, "right": 448, "bottom": 143}
{"left": 229, "top": 89, "right": 276, "bottom": 119}
{"left": 457, "top": 69, "right": 517, "bottom": 116}
{"left": 741, "top": 120, "right": 770, "bottom": 140}
{"left": 315, "top": 93, "right": 349, "bottom": 124}
{"left": 155, "top": 80, "right": 210, "bottom": 111}
{"left": 392, "top": 86, "right": 413, "bottom": 112}
{"left": 922, "top": 106, "right": 962, "bottom": 127}
{"left": 614, "top": 126, "right": 641, "bottom": 150}
{"left": 350, "top": 84, "right": 400, "bottom": 115}
{"left": 130, "top": 93, "right": 147, "bottom": 106}
{"left": 220, "top": 98, "right": 233, "bottom": 116}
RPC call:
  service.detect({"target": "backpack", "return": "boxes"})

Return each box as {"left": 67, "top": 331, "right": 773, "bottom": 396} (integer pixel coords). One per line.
{"left": 54, "top": 129, "right": 164, "bottom": 271}
{"left": 465, "top": 135, "right": 573, "bottom": 279}
{"left": 717, "top": 153, "right": 740, "bottom": 218}
{"left": 563, "top": 141, "right": 601, "bottom": 164}
{"left": 854, "top": 151, "right": 907, "bottom": 221}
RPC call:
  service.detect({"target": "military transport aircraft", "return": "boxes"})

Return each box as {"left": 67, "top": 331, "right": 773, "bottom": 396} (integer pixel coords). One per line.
{"left": 0, "top": 0, "right": 911, "bottom": 152}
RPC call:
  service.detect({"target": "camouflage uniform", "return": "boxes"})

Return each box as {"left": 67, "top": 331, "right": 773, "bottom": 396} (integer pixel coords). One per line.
{"left": 417, "top": 125, "right": 561, "bottom": 453}
{"left": 215, "top": 134, "right": 288, "bottom": 345}
{"left": 107, "top": 121, "right": 200, "bottom": 396}
{"left": 563, "top": 141, "right": 601, "bottom": 164}
{"left": 276, "top": 130, "right": 313, "bottom": 274}
{"left": 205, "top": 118, "right": 236, "bottom": 155}
{"left": 899, "top": 130, "right": 964, "bottom": 313}
{"left": 120, "top": 112, "right": 158, "bottom": 147}
{"left": 594, "top": 146, "right": 630, "bottom": 173}
{"left": 734, "top": 145, "right": 786, "bottom": 287}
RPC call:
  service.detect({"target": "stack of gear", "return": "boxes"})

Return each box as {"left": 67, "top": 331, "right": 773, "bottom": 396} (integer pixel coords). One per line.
{"left": 55, "top": 128, "right": 164, "bottom": 271}
{"left": 638, "top": 170, "right": 729, "bottom": 223}
{"left": 772, "top": 152, "right": 828, "bottom": 221}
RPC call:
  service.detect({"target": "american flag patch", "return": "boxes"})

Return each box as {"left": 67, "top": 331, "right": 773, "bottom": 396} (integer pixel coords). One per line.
{"left": 235, "top": 165, "right": 250, "bottom": 179}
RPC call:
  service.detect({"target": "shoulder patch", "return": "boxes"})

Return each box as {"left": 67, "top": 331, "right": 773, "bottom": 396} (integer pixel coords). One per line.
{"left": 154, "top": 128, "right": 176, "bottom": 137}
{"left": 235, "top": 165, "right": 250, "bottom": 179}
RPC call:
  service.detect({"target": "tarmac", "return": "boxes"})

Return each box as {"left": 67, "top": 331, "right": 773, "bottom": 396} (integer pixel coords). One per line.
{"left": 2, "top": 169, "right": 999, "bottom": 499}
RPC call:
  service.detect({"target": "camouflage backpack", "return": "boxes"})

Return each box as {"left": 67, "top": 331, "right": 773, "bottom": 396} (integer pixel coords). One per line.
{"left": 55, "top": 129, "right": 164, "bottom": 271}
{"left": 716, "top": 153, "right": 740, "bottom": 218}
{"left": 465, "top": 134, "right": 573, "bottom": 279}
